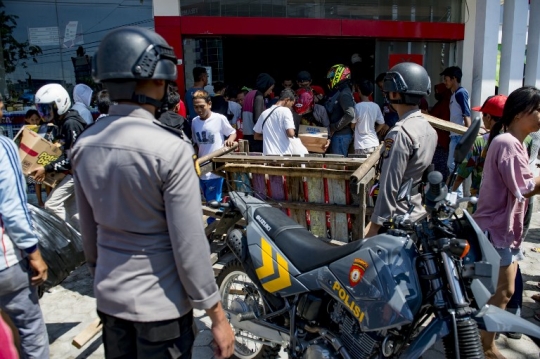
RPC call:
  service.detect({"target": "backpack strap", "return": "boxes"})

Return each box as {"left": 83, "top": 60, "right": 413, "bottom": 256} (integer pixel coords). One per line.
{"left": 261, "top": 106, "right": 280, "bottom": 131}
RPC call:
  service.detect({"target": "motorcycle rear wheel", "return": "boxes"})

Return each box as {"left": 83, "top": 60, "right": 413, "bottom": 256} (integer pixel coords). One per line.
{"left": 217, "top": 260, "right": 282, "bottom": 359}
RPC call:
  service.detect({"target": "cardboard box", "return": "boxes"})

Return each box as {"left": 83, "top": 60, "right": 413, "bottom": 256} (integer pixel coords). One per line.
{"left": 14, "top": 127, "right": 65, "bottom": 188}
{"left": 298, "top": 125, "right": 328, "bottom": 153}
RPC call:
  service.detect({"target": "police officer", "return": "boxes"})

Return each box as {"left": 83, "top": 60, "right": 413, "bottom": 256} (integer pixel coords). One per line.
{"left": 365, "top": 62, "right": 437, "bottom": 238}
{"left": 70, "top": 27, "right": 234, "bottom": 358}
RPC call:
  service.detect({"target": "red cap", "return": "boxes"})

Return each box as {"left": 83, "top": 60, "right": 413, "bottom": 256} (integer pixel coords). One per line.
{"left": 471, "top": 95, "right": 507, "bottom": 117}
{"left": 311, "top": 85, "right": 325, "bottom": 96}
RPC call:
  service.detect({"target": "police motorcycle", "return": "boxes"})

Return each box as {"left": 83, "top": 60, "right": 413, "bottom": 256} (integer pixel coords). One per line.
{"left": 210, "top": 118, "right": 540, "bottom": 359}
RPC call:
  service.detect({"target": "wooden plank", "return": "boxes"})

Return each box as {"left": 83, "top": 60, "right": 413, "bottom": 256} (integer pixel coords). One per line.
{"left": 267, "top": 201, "right": 364, "bottom": 214}
{"left": 349, "top": 143, "right": 383, "bottom": 193}
{"left": 222, "top": 164, "right": 353, "bottom": 180}
{"left": 355, "top": 167, "right": 376, "bottom": 241}
{"left": 327, "top": 161, "right": 348, "bottom": 242}
{"left": 306, "top": 155, "right": 326, "bottom": 238}
{"left": 425, "top": 114, "right": 468, "bottom": 135}
{"left": 285, "top": 163, "right": 307, "bottom": 228}
{"left": 202, "top": 206, "right": 247, "bottom": 226}
{"left": 248, "top": 153, "right": 267, "bottom": 200}
{"left": 72, "top": 318, "right": 102, "bottom": 349}
{"left": 214, "top": 155, "right": 366, "bottom": 166}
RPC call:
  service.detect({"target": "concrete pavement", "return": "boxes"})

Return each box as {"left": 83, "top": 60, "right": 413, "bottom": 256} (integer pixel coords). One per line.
{"left": 38, "top": 213, "right": 540, "bottom": 358}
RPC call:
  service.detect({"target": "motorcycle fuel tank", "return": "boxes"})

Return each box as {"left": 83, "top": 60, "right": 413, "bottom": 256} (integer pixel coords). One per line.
{"left": 323, "top": 234, "right": 422, "bottom": 331}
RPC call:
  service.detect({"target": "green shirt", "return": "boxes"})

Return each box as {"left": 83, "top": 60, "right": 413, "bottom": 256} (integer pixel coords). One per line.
{"left": 457, "top": 133, "right": 532, "bottom": 196}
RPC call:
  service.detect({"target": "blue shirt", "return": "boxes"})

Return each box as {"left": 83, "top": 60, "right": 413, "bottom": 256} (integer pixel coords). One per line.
{"left": 0, "top": 136, "right": 38, "bottom": 271}
{"left": 449, "top": 87, "right": 471, "bottom": 135}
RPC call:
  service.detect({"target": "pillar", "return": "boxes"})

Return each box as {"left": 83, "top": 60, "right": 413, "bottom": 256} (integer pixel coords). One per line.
{"left": 499, "top": 0, "right": 528, "bottom": 95}
{"left": 525, "top": 0, "right": 540, "bottom": 88}
{"left": 470, "top": 0, "right": 499, "bottom": 113}
{"left": 457, "top": 0, "right": 476, "bottom": 96}
{"left": 153, "top": 0, "right": 186, "bottom": 95}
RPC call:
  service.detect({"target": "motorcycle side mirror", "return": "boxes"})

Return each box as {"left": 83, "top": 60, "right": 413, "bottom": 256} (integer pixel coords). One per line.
{"left": 454, "top": 117, "right": 481, "bottom": 165}
{"left": 397, "top": 178, "right": 414, "bottom": 205}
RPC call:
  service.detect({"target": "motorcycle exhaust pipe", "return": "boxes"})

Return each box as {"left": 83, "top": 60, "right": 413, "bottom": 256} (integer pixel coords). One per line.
{"left": 226, "top": 310, "right": 290, "bottom": 345}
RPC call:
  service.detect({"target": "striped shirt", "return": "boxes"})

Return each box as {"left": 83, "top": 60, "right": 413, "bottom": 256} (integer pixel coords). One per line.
{"left": 0, "top": 135, "right": 38, "bottom": 271}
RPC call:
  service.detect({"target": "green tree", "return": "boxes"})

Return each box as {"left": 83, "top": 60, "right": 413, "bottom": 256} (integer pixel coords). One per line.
{"left": 1, "top": 0, "right": 42, "bottom": 74}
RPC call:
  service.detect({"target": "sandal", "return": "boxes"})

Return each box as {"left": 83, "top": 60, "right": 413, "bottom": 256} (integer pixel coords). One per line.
{"left": 531, "top": 247, "right": 540, "bottom": 253}
{"left": 532, "top": 294, "right": 540, "bottom": 302}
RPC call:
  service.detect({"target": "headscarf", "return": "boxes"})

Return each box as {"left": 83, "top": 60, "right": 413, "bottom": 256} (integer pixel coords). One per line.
{"left": 255, "top": 73, "right": 275, "bottom": 94}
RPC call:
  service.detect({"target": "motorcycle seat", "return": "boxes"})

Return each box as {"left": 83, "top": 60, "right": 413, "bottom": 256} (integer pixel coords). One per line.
{"left": 253, "top": 207, "right": 363, "bottom": 272}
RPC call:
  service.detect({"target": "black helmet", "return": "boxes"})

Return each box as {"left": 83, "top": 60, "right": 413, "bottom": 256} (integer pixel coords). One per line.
{"left": 383, "top": 62, "right": 431, "bottom": 105}
{"left": 93, "top": 27, "right": 177, "bottom": 83}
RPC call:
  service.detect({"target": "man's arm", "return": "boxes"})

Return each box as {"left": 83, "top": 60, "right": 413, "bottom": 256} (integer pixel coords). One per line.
{"left": 366, "top": 132, "right": 409, "bottom": 237}
{"left": 0, "top": 137, "right": 47, "bottom": 285}
{"left": 455, "top": 90, "right": 472, "bottom": 127}
{"left": 72, "top": 164, "right": 98, "bottom": 276}
{"left": 253, "top": 95, "right": 265, "bottom": 124}
{"left": 254, "top": 132, "right": 263, "bottom": 140}
{"left": 164, "top": 141, "right": 234, "bottom": 358}
{"left": 330, "top": 90, "right": 356, "bottom": 132}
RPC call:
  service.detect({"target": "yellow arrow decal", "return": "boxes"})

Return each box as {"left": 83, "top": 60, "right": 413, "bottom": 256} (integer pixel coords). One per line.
{"left": 256, "top": 238, "right": 275, "bottom": 280}
{"left": 262, "top": 253, "right": 292, "bottom": 293}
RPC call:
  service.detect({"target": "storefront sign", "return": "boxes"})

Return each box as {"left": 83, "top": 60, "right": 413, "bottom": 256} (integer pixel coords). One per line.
{"left": 28, "top": 27, "right": 59, "bottom": 46}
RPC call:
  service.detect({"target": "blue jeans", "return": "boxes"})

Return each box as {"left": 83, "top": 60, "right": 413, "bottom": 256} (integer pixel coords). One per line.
{"left": 200, "top": 177, "right": 224, "bottom": 225}
{"left": 0, "top": 259, "right": 49, "bottom": 359}
{"left": 329, "top": 133, "right": 353, "bottom": 157}
{"left": 448, "top": 135, "right": 463, "bottom": 198}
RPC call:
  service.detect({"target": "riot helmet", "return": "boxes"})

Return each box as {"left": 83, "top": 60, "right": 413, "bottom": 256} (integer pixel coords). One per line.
{"left": 383, "top": 62, "right": 431, "bottom": 106}
{"left": 92, "top": 27, "right": 178, "bottom": 108}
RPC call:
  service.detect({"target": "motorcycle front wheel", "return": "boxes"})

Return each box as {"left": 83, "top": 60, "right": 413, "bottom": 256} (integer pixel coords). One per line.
{"left": 217, "top": 260, "right": 282, "bottom": 359}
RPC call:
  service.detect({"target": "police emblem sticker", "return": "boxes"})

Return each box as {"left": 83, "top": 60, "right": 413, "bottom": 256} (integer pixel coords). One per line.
{"left": 383, "top": 138, "right": 394, "bottom": 158}
{"left": 349, "top": 258, "right": 368, "bottom": 287}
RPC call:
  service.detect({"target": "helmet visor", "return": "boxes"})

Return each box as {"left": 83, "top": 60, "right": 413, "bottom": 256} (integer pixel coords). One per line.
{"left": 383, "top": 71, "right": 409, "bottom": 93}
{"left": 36, "top": 103, "right": 54, "bottom": 121}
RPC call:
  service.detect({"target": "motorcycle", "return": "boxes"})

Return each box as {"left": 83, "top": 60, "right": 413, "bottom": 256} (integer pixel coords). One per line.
{"left": 211, "top": 118, "right": 540, "bottom": 359}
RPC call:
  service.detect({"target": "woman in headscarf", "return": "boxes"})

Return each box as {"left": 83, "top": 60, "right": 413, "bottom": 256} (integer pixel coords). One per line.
{"left": 71, "top": 83, "right": 94, "bottom": 125}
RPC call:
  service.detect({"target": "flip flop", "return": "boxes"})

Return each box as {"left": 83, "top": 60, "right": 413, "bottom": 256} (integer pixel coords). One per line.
{"left": 532, "top": 294, "right": 540, "bottom": 302}
{"left": 531, "top": 247, "right": 540, "bottom": 253}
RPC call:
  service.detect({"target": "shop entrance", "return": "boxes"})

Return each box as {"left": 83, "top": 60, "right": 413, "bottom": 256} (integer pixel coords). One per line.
{"left": 222, "top": 36, "right": 376, "bottom": 92}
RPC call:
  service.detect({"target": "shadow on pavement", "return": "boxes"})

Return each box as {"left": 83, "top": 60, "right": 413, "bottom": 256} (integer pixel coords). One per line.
{"left": 75, "top": 336, "right": 103, "bottom": 359}
{"left": 47, "top": 322, "right": 79, "bottom": 344}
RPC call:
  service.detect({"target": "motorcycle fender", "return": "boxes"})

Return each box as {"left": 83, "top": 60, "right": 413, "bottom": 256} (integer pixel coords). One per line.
{"left": 400, "top": 317, "right": 450, "bottom": 359}
{"left": 474, "top": 304, "right": 540, "bottom": 338}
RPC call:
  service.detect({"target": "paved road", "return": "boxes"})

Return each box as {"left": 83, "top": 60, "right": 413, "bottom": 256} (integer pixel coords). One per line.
{"left": 40, "top": 215, "right": 540, "bottom": 358}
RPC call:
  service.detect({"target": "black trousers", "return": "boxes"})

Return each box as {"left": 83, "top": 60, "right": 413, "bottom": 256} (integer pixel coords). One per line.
{"left": 98, "top": 310, "right": 195, "bottom": 359}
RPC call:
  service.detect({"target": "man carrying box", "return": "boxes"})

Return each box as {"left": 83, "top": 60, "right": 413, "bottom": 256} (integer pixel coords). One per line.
{"left": 31, "top": 84, "right": 87, "bottom": 230}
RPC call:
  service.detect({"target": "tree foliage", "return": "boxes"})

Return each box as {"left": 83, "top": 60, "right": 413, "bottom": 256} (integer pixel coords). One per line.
{"left": 1, "top": 0, "right": 42, "bottom": 73}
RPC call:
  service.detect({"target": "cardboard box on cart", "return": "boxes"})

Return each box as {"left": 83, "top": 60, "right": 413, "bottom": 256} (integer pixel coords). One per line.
{"left": 298, "top": 125, "right": 328, "bottom": 153}
{"left": 13, "top": 127, "right": 65, "bottom": 188}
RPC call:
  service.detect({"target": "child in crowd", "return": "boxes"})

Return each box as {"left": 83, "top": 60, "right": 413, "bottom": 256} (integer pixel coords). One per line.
{"left": 351, "top": 80, "right": 384, "bottom": 155}
{"left": 191, "top": 90, "right": 236, "bottom": 224}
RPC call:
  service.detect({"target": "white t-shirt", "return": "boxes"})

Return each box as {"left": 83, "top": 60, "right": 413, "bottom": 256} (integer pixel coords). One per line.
{"left": 227, "top": 101, "right": 242, "bottom": 127}
{"left": 352, "top": 102, "right": 384, "bottom": 150}
{"left": 253, "top": 105, "right": 295, "bottom": 155}
{"left": 192, "top": 112, "right": 236, "bottom": 179}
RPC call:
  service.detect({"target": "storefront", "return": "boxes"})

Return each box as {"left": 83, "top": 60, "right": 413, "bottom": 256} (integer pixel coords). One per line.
{"left": 154, "top": 0, "right": 465, "bottom": 101}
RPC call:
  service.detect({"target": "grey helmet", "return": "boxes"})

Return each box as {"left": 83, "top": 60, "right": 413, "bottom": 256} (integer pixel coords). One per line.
{"left": 92, "top": 27, "right": 177, "bottom": 107}
{"left": 383, "top": 62, "right": 431, "bottom": 105}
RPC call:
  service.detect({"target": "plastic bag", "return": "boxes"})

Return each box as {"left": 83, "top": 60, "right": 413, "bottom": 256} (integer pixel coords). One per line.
{"left": 289, "top": 137, "right": 309, "bottom": 155}
{"left": 28, "top": 204, "right": 85, "bottom": 291}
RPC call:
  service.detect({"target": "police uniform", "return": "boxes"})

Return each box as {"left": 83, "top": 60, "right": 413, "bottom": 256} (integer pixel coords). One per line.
{"left": 371, "top": 109, "right": 437, "bottom": 226}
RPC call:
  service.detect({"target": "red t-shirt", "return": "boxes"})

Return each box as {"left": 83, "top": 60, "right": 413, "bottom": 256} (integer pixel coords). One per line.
{"left": 177, "top": 100, "right": 187, "bottom": 118}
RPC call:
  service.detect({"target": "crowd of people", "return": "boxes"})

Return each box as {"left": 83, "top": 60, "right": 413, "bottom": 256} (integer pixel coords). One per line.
{"left": 0, "top": 25, "right": 539, "bottom": 359}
